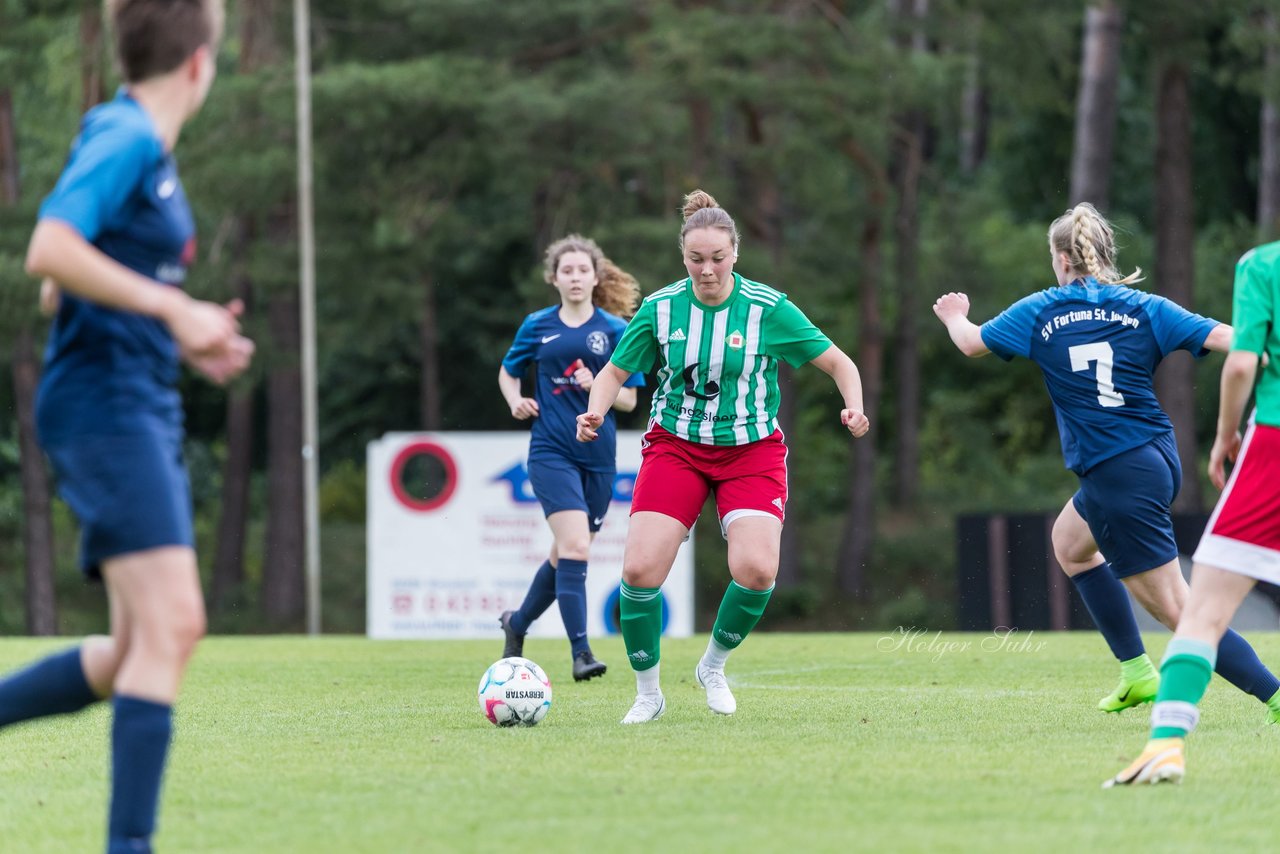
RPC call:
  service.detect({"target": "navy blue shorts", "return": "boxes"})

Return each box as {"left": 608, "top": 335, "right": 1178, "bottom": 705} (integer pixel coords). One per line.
{"left": 43, "top": 430, "right": 194, "bottom": 580}
{"left": 1072, "top": 434, "right": 1181, "bottom": 578}
{"left": 527, "top": 457, "right": 614, "bottom": 533}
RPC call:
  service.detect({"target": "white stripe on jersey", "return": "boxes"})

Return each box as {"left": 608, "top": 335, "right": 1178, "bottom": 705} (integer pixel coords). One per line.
{"left": 643, "top": 280, "right": 688, "bottom": 304}
{"left": 673, "top": 306, "right": 705, "bottom": 440}
{"left": 734, "top": 304, "right": 765, "bottom": 443}
{"left": 738, "top": 281, "right": 781, "bottom": 305}
{"left": 751, "top": 303, "right": 771, "bottom": 434}
{"left": 652, "top": 299, "right": 673, "bottom": 427}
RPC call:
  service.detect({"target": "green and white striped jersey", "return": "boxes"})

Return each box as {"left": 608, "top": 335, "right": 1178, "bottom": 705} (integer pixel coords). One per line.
{"left": 610, "top": 273, "right": 832, "bottom": 445}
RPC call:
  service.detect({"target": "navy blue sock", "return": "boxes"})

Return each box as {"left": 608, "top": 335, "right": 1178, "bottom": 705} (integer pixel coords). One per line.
{"left": 0, "top": 646, "right": 100, "bottom": 728}
{"left": 1069, "top": 563, "right": 1145, "bottom": 661}
{"left": 556, "top": 558, "right": 590, "bottom": 657}
{"left": 108, "top": 695, "right": 173, "bottom": 854}
{"left": 512, "top": 560, "right": 557, "bottom": 635}
{"left": 1215, "top": 628, "right": 1280, "bottom": 702}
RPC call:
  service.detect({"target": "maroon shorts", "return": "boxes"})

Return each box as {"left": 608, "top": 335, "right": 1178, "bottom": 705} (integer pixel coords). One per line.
{"left": 630, "top": 423, "right": 787, "bottom": 534}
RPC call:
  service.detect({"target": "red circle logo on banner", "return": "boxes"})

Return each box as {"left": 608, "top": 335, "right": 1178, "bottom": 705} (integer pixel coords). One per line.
{"left": 389, "top": 441, "right": 458, "bottom": 511}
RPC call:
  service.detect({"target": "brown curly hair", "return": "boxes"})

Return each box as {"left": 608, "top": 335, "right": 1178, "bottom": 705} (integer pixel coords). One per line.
{"left": 543, "top": 234, "right": 640, "bottom": 318}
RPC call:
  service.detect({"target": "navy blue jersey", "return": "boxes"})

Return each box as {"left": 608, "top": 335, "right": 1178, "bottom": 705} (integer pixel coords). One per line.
{"left": 36, "top": 89, "right": 195, "bottom": 441}
{"left": 502, "top": 306, "right": 644, "bottom": 472}
{"left": 980, "top": 278, "right": 1218, "bottom": 474}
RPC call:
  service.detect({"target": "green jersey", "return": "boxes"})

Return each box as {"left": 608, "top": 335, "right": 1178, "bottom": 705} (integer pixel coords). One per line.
{"left": 610, "top": 272, "right": 832, "bottom": 445}
{"left": 1232, "top": 241, "right": 1280, "bottom": 426}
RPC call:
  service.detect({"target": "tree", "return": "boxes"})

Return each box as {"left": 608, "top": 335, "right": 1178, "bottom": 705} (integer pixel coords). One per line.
{"left": 890, "top": 0, "right": 929, "bottom": 509}
{"left": 1069, "top": 0, "right": 1123, "bottom": 210}
{"left": 1152, "top": 52, "right": 1201, "bottom": 512}
{"left": 2, "top": 85, "right": 58, "bottom": 633}
{"left": 1259, "top": 9, "right": 1280, "bottom": 240}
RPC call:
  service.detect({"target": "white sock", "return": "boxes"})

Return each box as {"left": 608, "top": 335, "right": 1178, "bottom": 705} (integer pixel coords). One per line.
{"left": 700, "top": 638, "right": 731, "bottom": 672}
{"left": 636, "top": 663, "right": 661, "bottom": 695}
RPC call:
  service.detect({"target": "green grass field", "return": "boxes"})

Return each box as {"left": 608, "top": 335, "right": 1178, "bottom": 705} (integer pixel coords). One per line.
{"left": 1, "top": 631, "right": 1277, "bottom": 853}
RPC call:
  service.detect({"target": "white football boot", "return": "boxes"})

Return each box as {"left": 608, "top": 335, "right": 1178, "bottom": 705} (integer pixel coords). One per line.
{"left": 695, "top": 663, "right": 736, "bottom": 715}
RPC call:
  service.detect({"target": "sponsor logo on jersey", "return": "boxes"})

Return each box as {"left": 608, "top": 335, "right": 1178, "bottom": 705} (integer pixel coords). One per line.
{"left": 541, "top": 334, "right": 562, "bottom": 343}
{"left": 727, "top": 330, "right": 745, "bottom": 349}
{"left": 669, "top": 329, "right": 686, "bottom": 342}
{"left": 682, "top": 363, "right": 721, "bottom": 401}
{"left": 586, "top": 330, "right": 609, "bottom": 354}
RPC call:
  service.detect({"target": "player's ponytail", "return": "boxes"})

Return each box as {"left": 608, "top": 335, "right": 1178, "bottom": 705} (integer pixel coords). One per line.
{"left": 1048, "top": 203, "right": 1143, "bottom": 286}
{"left": 680, "top": 189, "right": 741, "bottom": 253}
{"left": 543, "top": 234, "right": 640, "bottom": 319}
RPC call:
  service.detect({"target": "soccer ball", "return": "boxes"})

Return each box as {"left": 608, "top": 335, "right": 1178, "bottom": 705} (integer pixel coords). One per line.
{"left": 478, "top": 657, "right": 552, "bottom": 727}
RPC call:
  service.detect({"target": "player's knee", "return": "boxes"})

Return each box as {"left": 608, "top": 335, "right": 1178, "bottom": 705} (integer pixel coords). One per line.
{"left": 557, "top": 537, "right": 591, "bottom": 562}
{"left": 82, "top": 635, "right": 124, "bottom": 695}
{"left": 730, "top": 560, "right": 777, "bottom": 591}
{"left": 621, "top": 560, "right": 662, "bottom": 588}
{"left": 150, "top": 597, "right": 207, "bottom": 661}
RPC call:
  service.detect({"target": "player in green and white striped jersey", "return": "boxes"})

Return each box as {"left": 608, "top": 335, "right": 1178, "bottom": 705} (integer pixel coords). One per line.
{"left": 577, "top": 189, "right": 870, "bottom": 724}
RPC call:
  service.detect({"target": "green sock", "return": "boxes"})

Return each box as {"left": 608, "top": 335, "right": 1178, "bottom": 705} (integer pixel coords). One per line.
{"left": 1150, "top": 638, "right": 1217, "bottom": 739}
{"left": 1120, "top": 653, "right": 1157, "bottom": 682}
{"left": 710, "top": 581, "right": 774, "bottom": 651}
{"left": 620, "top": 582, "right": 663, "bottom": 672}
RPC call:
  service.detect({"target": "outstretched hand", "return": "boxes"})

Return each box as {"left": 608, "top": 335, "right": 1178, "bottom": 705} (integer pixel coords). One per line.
{"left": 576, "top": 411, "right": 603, "bottom": 442}
{"left": 932, "top": 292, "right": 971, "bottom": 323}
{"left": 841, "top": 408, "right": 870, "bottom": 438}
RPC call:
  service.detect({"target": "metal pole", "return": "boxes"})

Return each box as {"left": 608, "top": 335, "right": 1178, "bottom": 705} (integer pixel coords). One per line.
{"left": 294, "top": 0, "right": 321, "bottom": 635}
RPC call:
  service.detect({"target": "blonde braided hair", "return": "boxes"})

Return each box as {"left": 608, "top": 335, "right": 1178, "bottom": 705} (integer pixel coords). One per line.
{"left": 1048, "top": 203, "right": 1143, "bottom": 285}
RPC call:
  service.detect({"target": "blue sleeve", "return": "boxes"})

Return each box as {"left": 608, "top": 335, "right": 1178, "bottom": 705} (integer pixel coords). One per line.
{"left": 608, "top": 314, "right": 646, "bottom": 387}
{"left": 1143, "top": 294, "right": 1218, "bottom": 358}
{"left": 38, "top": 123, "right": 156, "bottom": 242}
{"left": 979, "top": 293, "right": 1043, "bottom": 361}
{"left": 501, "top": 314, "right": 540, "bottom": 376}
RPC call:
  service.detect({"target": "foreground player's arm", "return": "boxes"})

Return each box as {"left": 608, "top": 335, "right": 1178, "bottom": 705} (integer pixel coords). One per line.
{"left": 1208, "top": 351, "right": 1259, "bottom": 490}
{"left": 613, "top": 387, "right": 637, "bottom": 413}
{"left": 809, "top": 344, "right": 869, "bottom": 438}
{"left": 498, "top": 367, "right": 539, "bottom": 419}
{"left": 26, "top": 219, "right": 238, "bottom": 355}
{"left": 933, "top": 292, "right": 990, "bottom": 357}
{"left": 1203, "top": 323, "right": 1234, "bottom": 353}
{"left": 576, "top": 362, "right": 628, "bottom": 441}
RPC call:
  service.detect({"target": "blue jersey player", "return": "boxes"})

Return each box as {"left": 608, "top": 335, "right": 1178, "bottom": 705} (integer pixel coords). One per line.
{"left": 3, "top": 3, "right": 252, "bottom": 852}
{"left": 934, "top": 203, "right": 1280, "bottom": 723}
{"left": 497, "top": 235, "right": 644, "bottom": 681}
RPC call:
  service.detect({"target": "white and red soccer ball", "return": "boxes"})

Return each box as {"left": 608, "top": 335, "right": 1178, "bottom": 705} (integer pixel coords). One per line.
{"left": 478, "top": 657, "right": 552, "bottom": 727}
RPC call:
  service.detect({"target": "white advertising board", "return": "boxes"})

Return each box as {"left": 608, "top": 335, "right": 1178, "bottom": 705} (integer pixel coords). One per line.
{"left": 367, "top": 431, "right": 695, "bottom": 639}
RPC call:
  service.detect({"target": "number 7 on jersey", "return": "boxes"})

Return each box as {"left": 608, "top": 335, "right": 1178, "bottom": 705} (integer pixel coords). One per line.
{"left": 1069, "top": 342, "right": 1125, "bottom": 408}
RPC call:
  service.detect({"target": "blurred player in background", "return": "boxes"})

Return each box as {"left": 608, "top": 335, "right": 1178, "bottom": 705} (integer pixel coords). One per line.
{"left": 1107, "top": 241, "right": 1280, "bottom": 786}
{"left": 934, "top": 203, "right": 1280, "bottom": 725}
{"left": 577, "top": 189, "right": 869, "bottom": 724}
{"left": 1, "top": 2, "right": 252, "bottom": 852}
{"left": 498, "top": 235, "right": 644, "bottom": 681}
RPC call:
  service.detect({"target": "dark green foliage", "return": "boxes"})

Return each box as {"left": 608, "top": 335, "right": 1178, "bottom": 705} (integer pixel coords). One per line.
{"left": 2, "top": 1, "right": 1274, "bottom": 631}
